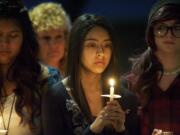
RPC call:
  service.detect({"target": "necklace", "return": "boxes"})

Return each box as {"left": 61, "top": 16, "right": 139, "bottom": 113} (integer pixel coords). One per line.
{"left": 163, "top": 67, "right": 180, "bottom": 76}
{"left": 0, "top": 93, "right": 16, "bottom": 135}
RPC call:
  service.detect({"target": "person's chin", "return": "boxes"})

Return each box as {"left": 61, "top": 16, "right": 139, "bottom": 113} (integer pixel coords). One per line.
{"left": 94, "top": 68, "right": 105, "bottom": 74}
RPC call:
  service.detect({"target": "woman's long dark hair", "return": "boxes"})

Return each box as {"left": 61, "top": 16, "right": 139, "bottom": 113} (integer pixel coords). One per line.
{"left": 0, "top": 0, "right": 41, "bottom": 130}
{"left": 66, "top": 14, "right": 120, "bottom": 122}
{"left": 129, "top": 4, "right": 180, "bottom": 107}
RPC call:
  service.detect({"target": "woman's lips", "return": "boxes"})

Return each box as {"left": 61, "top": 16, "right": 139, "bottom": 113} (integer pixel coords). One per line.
{"left": 0, "top": 51, "right": 10, "bottom": 55}
{"left": 95, "top": 61, "right": 105, "bottom": 65}
{"left": 163, "top": 40, "right": 175, "bottom": 44}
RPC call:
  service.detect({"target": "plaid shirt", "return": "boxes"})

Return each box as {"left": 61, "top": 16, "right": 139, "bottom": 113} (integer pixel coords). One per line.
{"left": 125, "top": 73, "right": 180, "bottom": 135}
{"left": 140, "top": 74, "right": 180, "bottom": 135}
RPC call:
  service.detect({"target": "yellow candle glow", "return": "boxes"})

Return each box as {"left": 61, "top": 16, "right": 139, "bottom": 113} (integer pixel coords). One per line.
{"left": 109, "top": 78, "right": 115, "bottom": 101}
{"left": 101, "top": 78, "right": 121, "bottom": 99}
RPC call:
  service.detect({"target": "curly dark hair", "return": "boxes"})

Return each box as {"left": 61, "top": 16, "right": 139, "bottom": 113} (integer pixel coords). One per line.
{"left": 0, "top": 0, "right": 42, "bottom": 130}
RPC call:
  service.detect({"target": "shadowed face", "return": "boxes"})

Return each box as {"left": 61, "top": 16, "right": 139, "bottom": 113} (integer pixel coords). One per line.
{"left": 0, "top": 19, "right": 23, "bottom": 67}
{"left": 37, "top": 28, "right": 66, "bottom": 67}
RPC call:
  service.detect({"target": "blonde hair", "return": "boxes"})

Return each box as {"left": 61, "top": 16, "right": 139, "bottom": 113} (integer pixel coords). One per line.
{"left": 29, "top": 2, "right": 71, "bottom": 33}
{"left": 29, "top": 2, "right": 71, "bottom": 75}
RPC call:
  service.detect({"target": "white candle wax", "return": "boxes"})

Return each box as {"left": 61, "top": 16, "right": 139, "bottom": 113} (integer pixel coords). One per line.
{"left": 109, "top": 78, "right": 115, "bottom": 101}
{"left": 110, "top": 86, "right": 114, "bottom": 101}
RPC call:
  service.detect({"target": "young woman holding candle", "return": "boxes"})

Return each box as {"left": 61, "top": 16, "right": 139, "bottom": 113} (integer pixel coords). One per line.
{"left": 124, "top": 0, "right": 180, "bottom": 134}
{"left": 42, "top": 14, "right": 139, "bottom": 135}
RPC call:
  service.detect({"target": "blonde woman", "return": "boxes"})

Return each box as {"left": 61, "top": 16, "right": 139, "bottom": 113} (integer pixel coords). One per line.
{"left": 29, "top": 2, "right": 71, "bottom": 76}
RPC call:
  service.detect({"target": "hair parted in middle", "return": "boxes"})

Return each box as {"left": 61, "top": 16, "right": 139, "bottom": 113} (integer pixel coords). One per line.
{"left": 0, "top": 0, "right": 42, "bottom": 130}
{"left": 66, "top": 13, "right": 120, "bottom": 122}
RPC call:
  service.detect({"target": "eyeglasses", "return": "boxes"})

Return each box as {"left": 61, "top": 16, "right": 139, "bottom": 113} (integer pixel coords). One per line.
{"left": 153, "top": 23, "right": 180, "bottom": 38}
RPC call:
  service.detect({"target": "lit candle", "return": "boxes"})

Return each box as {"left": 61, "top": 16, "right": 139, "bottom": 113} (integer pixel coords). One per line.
{"left": 101, "top": 78, "right": 121, "bottom": 99}
{"left": 109, "top": 78, "right": 115, "bottom": 101}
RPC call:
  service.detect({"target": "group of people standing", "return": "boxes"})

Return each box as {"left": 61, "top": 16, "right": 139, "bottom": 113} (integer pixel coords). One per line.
{"left": 0, "top": 0, "right": 179, "bottom": 135}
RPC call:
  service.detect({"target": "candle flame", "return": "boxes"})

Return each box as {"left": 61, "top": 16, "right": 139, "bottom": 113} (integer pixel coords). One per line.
{"left": 109, "top": 78, "right": 115, "bottom": 86}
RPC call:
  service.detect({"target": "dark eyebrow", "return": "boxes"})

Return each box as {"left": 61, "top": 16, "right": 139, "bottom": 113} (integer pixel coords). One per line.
{"left": 85, "top": 38, "right": 112, "bottom": 42}
{"left": 104, "top": 39, "right": 112, "bottom": 42}
{"left": 85, "top": 38, "right": 96, "bottom": 41}
{"left": 175, "top": 22, "right": 180, "bottom": 25}
{"left": 10, "top": 29, "right": 21, "bottom": 33}
{"left": 175, "top": 19, "right": 180, "bottom": 23}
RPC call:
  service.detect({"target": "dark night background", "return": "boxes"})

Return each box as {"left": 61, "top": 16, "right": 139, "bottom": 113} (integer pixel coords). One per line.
{"left": 23, "top": 0, "right": 157, "bottom": 73}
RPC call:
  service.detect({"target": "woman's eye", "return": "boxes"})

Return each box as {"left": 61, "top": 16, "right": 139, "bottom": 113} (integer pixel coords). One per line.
{"left": 56, "top": 36, "right": 65, "bottom": 42}
{"left": 56, "top": 35, "right": 63, "bottom": 39}
{"left": 155, "top": 23, "right": 165, "bottom": 30}
{"left": 10, "top": 34, "right": 18, "bottom": 38}
{"left": 157, "top": 25, "right": 166, "bottom": 30}
{"left": 42, "top": 36, "right": 50, "bottom": 41}
{"left": 86, "top": 43, "right": 97, "bottom": 48}
{"left": 104, "top": 43, "right": 112, "bottom": 48}
{"left": 174, "top": 25, "right": 180, "bottom": 30}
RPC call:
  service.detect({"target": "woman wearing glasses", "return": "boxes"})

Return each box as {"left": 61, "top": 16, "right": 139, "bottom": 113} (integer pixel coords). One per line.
{"left": 124, "top": 0, "right": 180, "bottom": 134}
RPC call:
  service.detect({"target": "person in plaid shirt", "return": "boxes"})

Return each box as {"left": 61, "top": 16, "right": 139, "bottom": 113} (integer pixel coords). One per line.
{"left": 124, "top": 0, "right": 180, "bottom": 134}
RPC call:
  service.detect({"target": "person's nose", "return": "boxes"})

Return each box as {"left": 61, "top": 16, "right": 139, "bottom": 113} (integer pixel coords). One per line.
{"left": 166, "top": 28, "right": 174, "bottom": 38}
{"left": 96, "top": 46, "right": 104, "bottom": 57}
{"left": 0, "top": 36, "right": 10, "bottom": 46}
{"left": 47, "top": 38, "right": 58, "bottom": 47}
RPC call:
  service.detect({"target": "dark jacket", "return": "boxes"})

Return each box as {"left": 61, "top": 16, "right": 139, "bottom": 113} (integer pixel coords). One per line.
{"left": 42, "top": 80, "right": 139, "bottom": 135}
